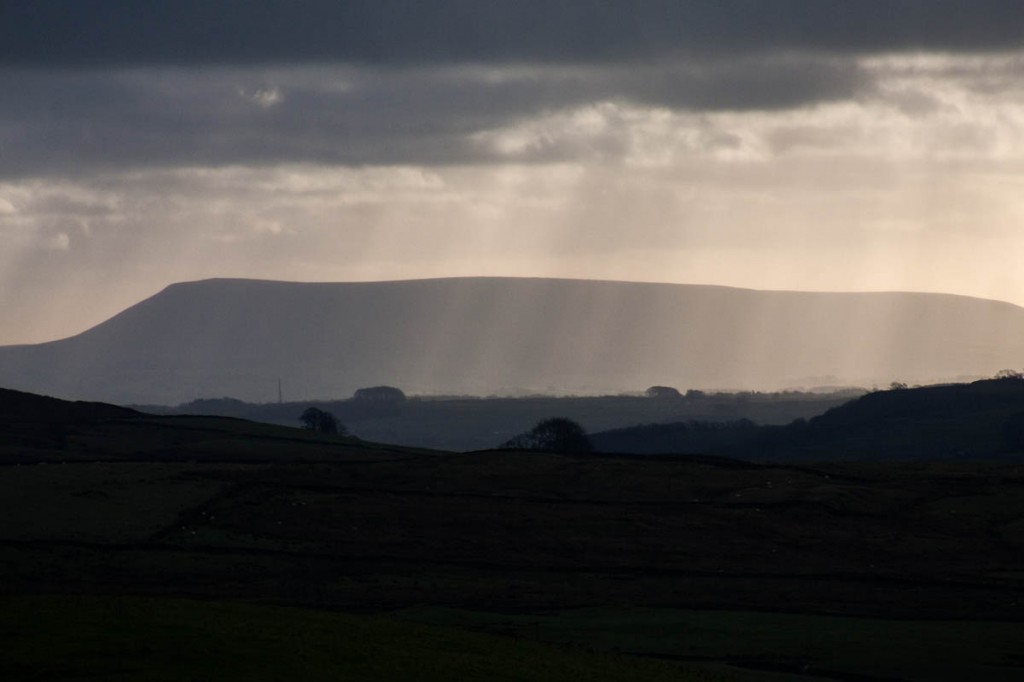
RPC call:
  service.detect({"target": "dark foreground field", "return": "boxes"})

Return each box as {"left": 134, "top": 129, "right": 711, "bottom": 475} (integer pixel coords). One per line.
{"left": 2, "top": 397, "right": 1023, "bottom": 680}
{"left": 1, "top": 596, "right": 704, "bottom": 681}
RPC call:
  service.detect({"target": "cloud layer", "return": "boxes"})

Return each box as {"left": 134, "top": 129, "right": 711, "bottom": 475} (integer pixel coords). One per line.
{"left": 6, "top": 1, "right": 1024, "bottom": 67}
{"left": 3, "top": 2, "right": 1024, "bottom": 348}
{"left": 0, "top": 56, "right": 873, "bottom": 178}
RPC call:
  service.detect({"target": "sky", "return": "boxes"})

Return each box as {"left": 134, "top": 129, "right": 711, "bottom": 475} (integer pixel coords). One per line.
{"left": 3, "top": 1, "right": 1024, "bottom": 345}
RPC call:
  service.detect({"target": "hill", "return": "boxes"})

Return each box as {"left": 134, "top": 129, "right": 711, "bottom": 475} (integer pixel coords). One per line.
{"left": 0, "top": 387, "right": 138, "bottom": 422}
{"left": 2, "top": 385, "right": 1023, "bottom": 680}
{"left": 145, "top": 390, "right": 858, "bottom": 451}
{"left": 0, "top": 387, "right": 141, "bottom": 452}
{"left": 593, "top": 377, "right": 1024, "bottom": 461}
{"left": 2, "top": 277, "right": 1024, "bottom": 404}
{"left": 0, "top": 386, "right": 376, "bottom": 464}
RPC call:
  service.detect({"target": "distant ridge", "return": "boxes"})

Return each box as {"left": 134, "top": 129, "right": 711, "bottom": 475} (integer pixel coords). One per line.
{"left": 1, "top": 277, "right": 1023, "bottom": 404}
{"left": 592, "top": 377, "right": 1024, "bottom": 460}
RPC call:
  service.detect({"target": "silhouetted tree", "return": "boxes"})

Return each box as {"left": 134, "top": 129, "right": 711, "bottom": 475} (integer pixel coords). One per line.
{"left": 645, "top": 385, "right": 682, "bottom": 399}
{"left": 352, "top": 386, "right": 407, "bottom": 403}
{"left": 995, "top": 369, "right": 1024, "bottom": 380}
{"left": 502, "top": 417, "right": 593, "bottom": 453}
{"left": 299, "top": 407, "right": 345, "bottom": 435}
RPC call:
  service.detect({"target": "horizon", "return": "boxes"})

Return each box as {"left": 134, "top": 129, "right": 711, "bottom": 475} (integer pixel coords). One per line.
{"left": 3, "top": 275, "right": 1020, "bottom": 405}
{"left": 5, "top": 3, "right": 1024, "bottom": 345}
{"left": 7, "top": 274, "right": 1024, "bottom": 348}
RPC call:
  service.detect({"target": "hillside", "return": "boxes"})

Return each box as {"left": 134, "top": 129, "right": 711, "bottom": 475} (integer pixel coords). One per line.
{"left": 147, "top": 390, "right": 857, "bottom": 451}
{"left": 2, "top": 277, "right": 1024, "bottom": 404}
{"left": 0, "top": 387, "right": 138, "bottom": 422}
{"left": 593, "top": 377, "right": 1024, "bottom": 461}
{"left": 2, "top": 385, "right": 1023, "bottom": 680}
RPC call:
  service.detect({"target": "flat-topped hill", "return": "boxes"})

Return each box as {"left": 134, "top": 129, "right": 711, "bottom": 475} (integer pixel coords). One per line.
{"left": 2, "top": 277, "right": 1023, "bottom": 404}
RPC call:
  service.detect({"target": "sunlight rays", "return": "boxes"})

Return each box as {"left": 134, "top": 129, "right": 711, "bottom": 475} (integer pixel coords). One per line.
{"left": 5, "top": 51, "right": 1024, "bottom": 350}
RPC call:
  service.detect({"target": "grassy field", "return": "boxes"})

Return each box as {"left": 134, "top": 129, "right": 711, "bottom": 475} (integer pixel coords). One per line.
{"left": 0, "top": 462, "right": 224, "bottom": 543}
{"left": 0, "top": 596, "right": 725, "bottom": 682}
{"left": 2, "top": 394, "right": 1024, "bottom": 680}
{"left": 399, "top": 606, "right": 1024, "bottom": 681}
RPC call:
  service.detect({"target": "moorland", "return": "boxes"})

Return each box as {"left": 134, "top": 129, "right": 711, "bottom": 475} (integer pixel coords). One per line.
{"left": 2, "top": 384, "right": 1023, "bottom": 680}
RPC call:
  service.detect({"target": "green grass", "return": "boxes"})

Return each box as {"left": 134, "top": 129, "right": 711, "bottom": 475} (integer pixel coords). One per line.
{"left": 399, "top": 606, "right": 1024, "bottom": 682}
{"left": 0, "top": 596, "right": 727, "bottom": 682}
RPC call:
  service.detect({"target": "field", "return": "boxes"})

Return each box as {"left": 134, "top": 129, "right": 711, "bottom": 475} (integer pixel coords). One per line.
{"left": 0, "top": 596, "right": 716, "bottom": 681}
{"left": 401, "top": 606, "right": 1024, "bottom": 681}
{"left": 2, "top": 402, "right": 1023, "bottom": 680}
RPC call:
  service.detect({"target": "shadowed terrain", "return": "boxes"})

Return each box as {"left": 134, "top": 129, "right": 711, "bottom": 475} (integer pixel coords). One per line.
{"left": 594, "top": 377, "right": 1024, "bottom": 461}
{"left": 0, "top": 596, "right": 706, "bottom": 682}
{"left": 2, "top": 386, "right": 1023, "bottom": 680}
{"left": 142, "top": 389, "right": 858, "bottom": 451}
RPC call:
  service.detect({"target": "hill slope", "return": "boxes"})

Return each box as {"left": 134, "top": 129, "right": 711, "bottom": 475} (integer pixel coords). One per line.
{"left": 0, "top": 387, "right": 138, "bottom": 422}
{"left": 2, "top": 385, "right": 1023, "bottom": 680}
{"left": 2, "top": 277, "right": 1024, "bottom": 404}
{"left": 593, "top": 378, "right": 1024, "bottom": 461}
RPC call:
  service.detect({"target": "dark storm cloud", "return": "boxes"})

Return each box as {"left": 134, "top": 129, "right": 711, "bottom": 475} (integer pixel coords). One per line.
{"left": 3, "top": 1, "right": 1024, "bottom": 68}
{"left": 617, "top": 56, "right": 864, "bottom": 111}
{"left": 0, "top": 55, "right": 867, "bottom": 178}
{"left": 0, "top": 68, "right": 491, "bottom": 177}
{"left": 2, "top": 0, "right": 1019, "bottom": 179}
